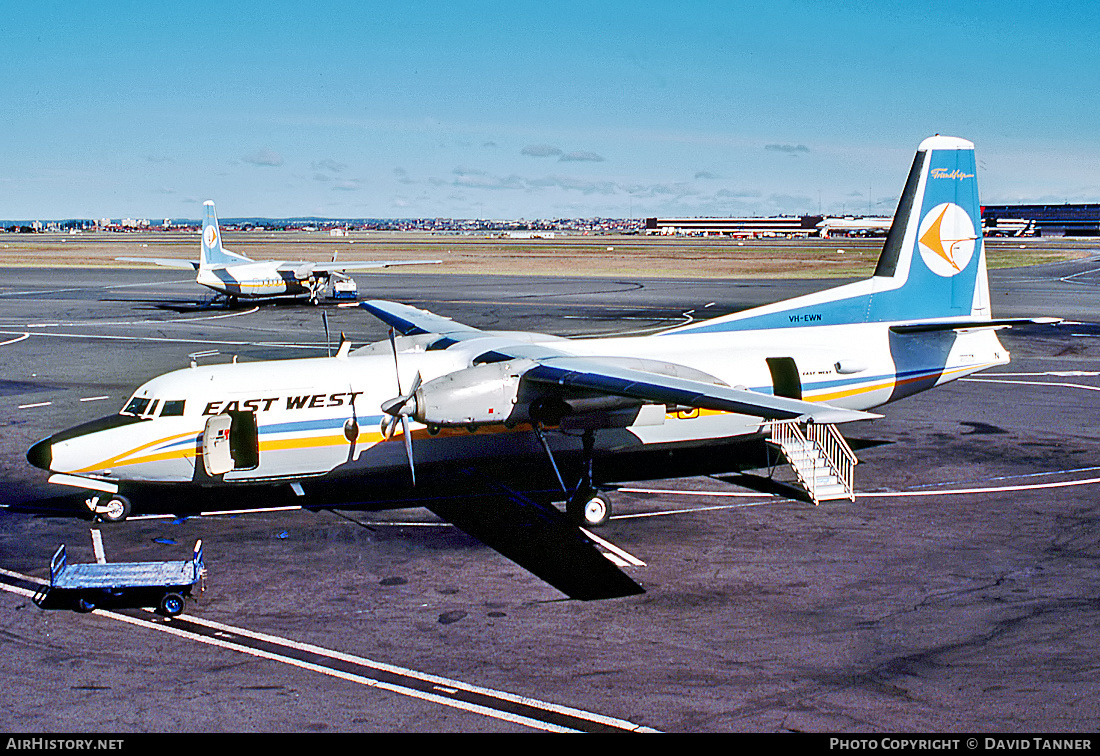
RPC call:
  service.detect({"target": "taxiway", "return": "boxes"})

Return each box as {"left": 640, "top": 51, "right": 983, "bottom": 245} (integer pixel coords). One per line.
{"left": 2, "top": 260, "right": 1099, "bottom": 732}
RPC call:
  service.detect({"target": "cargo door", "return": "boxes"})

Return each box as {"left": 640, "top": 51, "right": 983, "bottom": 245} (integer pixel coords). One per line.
{"left": 766, "top": 357, "right": 802, "bottom": 400}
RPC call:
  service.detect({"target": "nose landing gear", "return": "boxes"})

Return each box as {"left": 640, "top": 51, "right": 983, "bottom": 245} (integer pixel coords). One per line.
{"left": 85, "top": 493, "right": 132, "bottom": 523}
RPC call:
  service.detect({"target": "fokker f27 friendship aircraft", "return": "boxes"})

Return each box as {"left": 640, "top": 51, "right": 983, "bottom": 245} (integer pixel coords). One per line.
{"left": 29, "top": 137, "right": 1056, "bottom": 599}
{"left": 119, "top": 201, "right": 439, "bottom": 305}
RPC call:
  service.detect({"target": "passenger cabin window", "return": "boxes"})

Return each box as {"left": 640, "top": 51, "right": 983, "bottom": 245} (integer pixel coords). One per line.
{"left": 161, "top": 400, "right": 186, "bottom": 417}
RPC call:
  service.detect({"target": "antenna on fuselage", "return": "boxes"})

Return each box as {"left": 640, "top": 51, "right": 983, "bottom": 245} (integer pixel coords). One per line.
{"left": 189, "top": 350, "right": 220, "bottom": 369}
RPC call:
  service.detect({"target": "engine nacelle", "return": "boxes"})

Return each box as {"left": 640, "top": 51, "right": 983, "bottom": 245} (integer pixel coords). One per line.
{"left": 410, "top": 359, "right": 533, "bottom": 426}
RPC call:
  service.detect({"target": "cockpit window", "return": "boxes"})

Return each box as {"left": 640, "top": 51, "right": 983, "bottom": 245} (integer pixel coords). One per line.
{"left": 161, "top": 400, "right": 186, "bottom": 417}
{"left": 123, "top": 397, "right": 150, "bottom": 416}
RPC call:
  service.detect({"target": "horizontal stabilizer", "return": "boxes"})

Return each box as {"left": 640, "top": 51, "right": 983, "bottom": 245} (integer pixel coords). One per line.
{"left": 116, "top": 257, "right": 200, "bottom": 270}
{"left": 890, "top": 317, "right": 1063, "bottom": 334}
{"left": 425, "top": 469, "right": 645, "bottom": 601}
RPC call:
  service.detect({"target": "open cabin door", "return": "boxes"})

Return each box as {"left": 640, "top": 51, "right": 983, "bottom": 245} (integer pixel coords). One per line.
{"left": 202, "top": 411, "right": 259, "bottom": 476}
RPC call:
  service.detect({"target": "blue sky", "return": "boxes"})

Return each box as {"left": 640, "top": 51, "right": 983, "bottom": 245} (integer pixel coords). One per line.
{"left": 4, "top": 0, "right": 1100, "bottom": 220}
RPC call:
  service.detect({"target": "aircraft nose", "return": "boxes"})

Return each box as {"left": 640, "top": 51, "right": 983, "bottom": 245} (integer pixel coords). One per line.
{"left": 26, "top": 437, "right": 53, "bottom": 471}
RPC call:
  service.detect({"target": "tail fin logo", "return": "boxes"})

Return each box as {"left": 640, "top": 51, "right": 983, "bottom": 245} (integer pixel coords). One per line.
{"left": 917, "top": 202, "right": 977, "bottom": 277}
{"left": 203, "top": 224, "right": 218, "bottom": 250}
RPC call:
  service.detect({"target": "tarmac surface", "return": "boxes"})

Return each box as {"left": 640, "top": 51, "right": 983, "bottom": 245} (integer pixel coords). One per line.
{"left": 1, "top": 258, "right": 1100, "bottom": 732}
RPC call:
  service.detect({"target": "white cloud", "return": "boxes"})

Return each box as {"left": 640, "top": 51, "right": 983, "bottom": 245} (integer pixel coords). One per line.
{"left": 242, "top": 149, "right": 284, "bottom": 167}
{"left": 764, "top": 143, "right": 810, "bottom": 155}
{"left": 559, "top": 151, "right": 605, "bottom": 162}
{"left": 522, "top": 144, "right": 563, "bottom": 157}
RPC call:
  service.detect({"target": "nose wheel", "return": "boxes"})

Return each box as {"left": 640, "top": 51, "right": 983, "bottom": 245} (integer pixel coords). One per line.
{"left": 86, "top": 493, "right": 132, "bottom": 523}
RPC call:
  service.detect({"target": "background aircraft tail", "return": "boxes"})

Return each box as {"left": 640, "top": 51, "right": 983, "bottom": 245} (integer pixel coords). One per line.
{"left": 200, "top": 201, "right": 252, "bottom": 268}
{"left": 667, "top": 136, "right": 991, "bottom": 334}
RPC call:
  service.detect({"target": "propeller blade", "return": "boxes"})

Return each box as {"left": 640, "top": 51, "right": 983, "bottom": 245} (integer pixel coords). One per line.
{"left": 388, "top": 327, "right": 403, "bottom": 395}
{"left": 401, "top": 414, "right": 416, "bottom": 486}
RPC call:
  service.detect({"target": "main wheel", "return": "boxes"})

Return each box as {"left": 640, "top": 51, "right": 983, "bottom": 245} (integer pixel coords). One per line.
{"left": 567, "top": 493, "right": 611, "bottom": 528}
{"left": 97, "top": 494, "right": 132, "bottom": 523}
{"left": 158, "top": 592, "right": 185, "bottom": 617}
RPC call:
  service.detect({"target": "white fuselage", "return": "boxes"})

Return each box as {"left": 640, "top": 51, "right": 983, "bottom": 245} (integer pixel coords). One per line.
{"left": 196, "top": 262, "right": 315, "bottom": 300}
{"left": 40, "top": 323, "right": 1009, "bottom": 487}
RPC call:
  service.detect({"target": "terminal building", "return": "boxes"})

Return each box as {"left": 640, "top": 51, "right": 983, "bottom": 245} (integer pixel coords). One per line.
{"left": 644, "top": 215, "right": 887, "bottom": 238}
{"left": 644, "top": 216, "right": 825, "bottom": 237}
{"left": 646, "top": 204, "right": 1100, "bottom": 238}
{"left": 981, "top": 204, "right": 1100, "bottom": 237}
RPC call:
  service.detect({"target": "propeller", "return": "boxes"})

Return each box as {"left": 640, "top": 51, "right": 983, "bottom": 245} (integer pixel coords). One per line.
{"left": 381, "top": 327, "right": 420, "bottom": 485}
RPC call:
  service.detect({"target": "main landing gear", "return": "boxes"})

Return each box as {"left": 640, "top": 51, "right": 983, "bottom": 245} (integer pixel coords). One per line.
{"left": 567, "top": 489, "right": 611, "bottom": 528}
{"left": 535, "top": 425, "right": 613, "bottom": 528}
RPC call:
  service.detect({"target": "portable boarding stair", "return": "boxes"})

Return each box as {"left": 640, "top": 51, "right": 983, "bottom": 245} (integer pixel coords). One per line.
{"left": 766, "top": 421, "right": 857, "bottom": 504}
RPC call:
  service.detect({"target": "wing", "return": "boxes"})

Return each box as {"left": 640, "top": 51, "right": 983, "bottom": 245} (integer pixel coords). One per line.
{"left": 524, "top": 356, "right": 879, "bottom": 424}
{"left": 361, "top": 299, "right": 485, "bottom": 337}
{"left": 116, "top": 257, "right": 200, "bottom": 270}
{"left": 277, "top": 260, "right": 442, "bottom": 276}
{"left": 360, "top": 299, "right": 879, "bottom": 424}
{"left": 321, "top": 260, "right": 442, "bottom": 273}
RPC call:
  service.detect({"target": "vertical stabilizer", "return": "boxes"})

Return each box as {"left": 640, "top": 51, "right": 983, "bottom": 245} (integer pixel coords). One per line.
{"left": 200, "top": 201, "right": 251, "bottom": 268}
{"left": 866, "top": 135, "right": 987, "bottom": 322}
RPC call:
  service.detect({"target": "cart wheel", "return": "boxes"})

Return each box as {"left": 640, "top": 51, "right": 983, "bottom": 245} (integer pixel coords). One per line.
{"left": 76, "top": 598, "right": 96, "bottom": 613}
{"left": 158, "top": 592, "right": 185, "bottom": 617}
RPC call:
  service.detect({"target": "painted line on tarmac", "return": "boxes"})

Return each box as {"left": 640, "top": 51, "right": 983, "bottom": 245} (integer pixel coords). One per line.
{"left": 622, "top": 473, "right": 1100, "bottom": 505}
{"left": 0, "top": 329, "right": 327, "bottom": 351}
{"left": 25, "top": 305, "right": 261, "bottom": 328}
{"left": 962, "top": 377, "right": 1100, "bottom": 393}
{"left": 857, "top": 476, "right": 1100, "bottom": 498}
{"left": 0, "top": 571, "right": 656, "bottom": 733}
{"left": 581, "top": 528, "right": 646, "bottom": 566}
{"left": 0, "top": 278, "right": 194, "bottom": 298}
{"left": 0, "top": 333, "right": 29, "bottom": 347}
